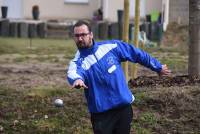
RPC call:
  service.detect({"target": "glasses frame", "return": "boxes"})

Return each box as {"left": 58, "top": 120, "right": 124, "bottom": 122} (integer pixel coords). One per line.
{"left": 73, "top": 32, "right": 91, "bottom": 38}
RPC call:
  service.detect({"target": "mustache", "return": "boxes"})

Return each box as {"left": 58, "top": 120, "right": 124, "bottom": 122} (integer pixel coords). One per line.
{"left": 76, "top": 41, "right": 86, "bottom": 48}
{"left": 78, "top": 41, "right": 83, "bottom": 44}
{"left": 77, "top": 41, "right": 84, "bottom": 45}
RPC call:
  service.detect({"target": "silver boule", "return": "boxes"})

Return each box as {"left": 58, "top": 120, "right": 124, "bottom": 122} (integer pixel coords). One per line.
{"left": 54, "top": 98, "right": 64, "bottom": 107}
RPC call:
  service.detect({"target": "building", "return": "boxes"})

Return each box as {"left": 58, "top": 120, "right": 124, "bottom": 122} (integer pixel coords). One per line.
{"left": 0, "top": 0, "right": 162, "bottom": 21}
{"left": 0, "top": 0, "right": 188, "bottom": 39}
{"left": 0, "top": 0, "right": 188, "bottom": 24}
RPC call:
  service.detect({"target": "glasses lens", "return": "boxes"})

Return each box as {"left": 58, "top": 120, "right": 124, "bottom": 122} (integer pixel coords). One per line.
{"left": 74, "top": 33, "right": 90, "bottom": 38}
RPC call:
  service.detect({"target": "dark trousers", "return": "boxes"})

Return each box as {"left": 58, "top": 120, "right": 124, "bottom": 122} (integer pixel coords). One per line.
{"left": 90, "top": 104, "right": 133, "bottom": 134}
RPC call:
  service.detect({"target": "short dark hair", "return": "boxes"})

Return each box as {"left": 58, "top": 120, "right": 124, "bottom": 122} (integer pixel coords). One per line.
{"left": 73, "top": 20, "right": 91, "bottom": 32}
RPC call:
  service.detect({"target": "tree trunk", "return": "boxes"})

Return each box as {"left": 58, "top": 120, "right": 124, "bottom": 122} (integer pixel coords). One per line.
{"left": 188, "top": 0, "right": 200, "bottom": 77}
{"left": 131, "top": 0, "right": 140, "bottom": 79}
{"left": 122, "top": 0, "right": 130, "bottom": 80}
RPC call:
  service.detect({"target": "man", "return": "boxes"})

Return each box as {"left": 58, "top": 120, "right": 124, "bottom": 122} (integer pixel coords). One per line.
{"left": 67, "top": 20, "right": 171, "bottom": 134}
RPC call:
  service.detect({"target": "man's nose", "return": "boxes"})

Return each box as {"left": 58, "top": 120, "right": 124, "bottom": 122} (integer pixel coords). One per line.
{"left": 77, "top": 36, "right": 83, "bottom": 40}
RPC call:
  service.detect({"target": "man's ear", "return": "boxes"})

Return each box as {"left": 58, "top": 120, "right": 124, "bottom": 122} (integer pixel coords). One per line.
{"left": 90, "top": 32, "right": 94, "bottom": 38}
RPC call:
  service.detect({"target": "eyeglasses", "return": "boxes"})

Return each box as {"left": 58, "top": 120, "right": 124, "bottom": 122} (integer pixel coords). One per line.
{"left": 73, "top": 33, "right": 90, "bottom": 38}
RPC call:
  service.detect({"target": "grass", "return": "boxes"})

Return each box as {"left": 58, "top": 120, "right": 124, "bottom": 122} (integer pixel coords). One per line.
{"left": 0, "top": 37, "right": 188, "bottom": 72}
{"left": 131, "top": 85, "right": 200, "bottom": 134}
{"left": 132, "top": 111, "right": 158, "bottom": 133}
{"left": 0, "top": 37, "right": 76, "bottom": 64}
{"left": 0, "top": 35, "right": 199, "bottom": 133}
{"left": 0, "top": 37, "right": 76, "bottom": 55}
{"left": 143, "top": 46, "right": 188, "bottom": 73}
{"left": 0, "top": 86, "right": 92, "bottom": 134}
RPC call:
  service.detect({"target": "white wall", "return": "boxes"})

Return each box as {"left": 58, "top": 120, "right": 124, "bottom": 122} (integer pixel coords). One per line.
{"left": 145, "top": 0, "right": 162, "bottom": 15}
{"left": 2, "top": 0, "right": 23, "bottom": 19}
{"left": 130, "top": 0, "right": 146, "bottom": 19}
{"left": 103, "top": 0, "right": 162, "bottom": 22}
{"left": 0, "top": 0, "right": 162, "bottom": 21}
{"left": 23, "top": 0, "right": 100, "bottom": 20}
{"left": 103, "top": 0, "right": 123, "bottom": 22}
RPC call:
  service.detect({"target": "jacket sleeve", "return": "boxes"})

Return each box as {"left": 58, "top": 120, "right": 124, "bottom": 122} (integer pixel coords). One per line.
{"left": 67, "top": 52, "right": 85, "bottom": 85}
{"left": 115, "top": 40, "right": 162, "bottom": 73}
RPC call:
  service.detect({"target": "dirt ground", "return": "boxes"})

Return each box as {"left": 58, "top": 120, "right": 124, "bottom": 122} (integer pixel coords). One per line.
{"left": 0, "top": 22, "right": 190, "bottom": 90}
{"left": 0, "top": 63, "right": 69, "bottom": 91}
{"left": 1, "top": 62, "right": 199, "bottom": 91}
{"left": 0, "top": 23, "right": 199, "bottom": 133}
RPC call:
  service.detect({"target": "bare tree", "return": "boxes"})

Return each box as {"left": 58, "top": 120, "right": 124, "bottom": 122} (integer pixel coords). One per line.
{"left": 122, "top": 0, "right": 130, "bottom": 80}
{"left": 131, "top": 0, "right": 140, "bottom": 79}
{"left": 189, "top": 0, "right": 200, "bottom": 76}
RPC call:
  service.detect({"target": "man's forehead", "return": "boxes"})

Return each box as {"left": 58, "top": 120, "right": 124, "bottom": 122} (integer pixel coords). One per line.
{"left": 74, "top": 25, "right": 88, "bottom": 31}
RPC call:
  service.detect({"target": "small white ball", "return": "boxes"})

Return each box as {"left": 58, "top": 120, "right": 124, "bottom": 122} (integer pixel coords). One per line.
{"left": 54, "top": 98, "right": 64, "bottom": 107}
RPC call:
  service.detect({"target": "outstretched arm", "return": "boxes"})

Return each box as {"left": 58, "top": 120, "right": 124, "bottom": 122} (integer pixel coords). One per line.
{"left": 67, "top": 51, "right": 87, "bottom": 89}
{"left": 114, "top": 40, "right": 172, "bottom": 74}
{"left": 159, "top": 64, "right": 171, "bottom": 76}
{"left": 71, "top": 79, "right": 88, "bottom": 89}
{"left": 115, "top": 40, "right": 162, "bottom": 72}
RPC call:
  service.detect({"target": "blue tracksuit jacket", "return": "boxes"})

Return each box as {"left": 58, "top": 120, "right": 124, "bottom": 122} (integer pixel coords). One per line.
{"left": 67, "top": 40, "right": 162, "bottom": 113}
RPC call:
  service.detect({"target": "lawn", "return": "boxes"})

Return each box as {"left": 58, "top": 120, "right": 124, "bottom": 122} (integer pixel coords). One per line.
{"left": 0, "top": 30, "right": 199, "bottom": 134}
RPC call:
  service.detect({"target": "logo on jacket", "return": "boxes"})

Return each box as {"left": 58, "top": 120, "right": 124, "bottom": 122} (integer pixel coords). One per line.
{"left": 107, "top": 56, "right": 115, "bottom": 65}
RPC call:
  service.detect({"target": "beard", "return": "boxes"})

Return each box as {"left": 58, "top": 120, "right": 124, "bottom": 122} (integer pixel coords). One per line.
{"left": 77, "top": 41, "right": 87, "bottom": 48}
{"left": 76, "top": 40, "right": 92, "bottom": 49}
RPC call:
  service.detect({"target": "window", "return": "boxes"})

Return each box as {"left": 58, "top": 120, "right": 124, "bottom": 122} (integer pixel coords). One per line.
{"left": 64, "top": 0, "right": 89, "bottom": 4}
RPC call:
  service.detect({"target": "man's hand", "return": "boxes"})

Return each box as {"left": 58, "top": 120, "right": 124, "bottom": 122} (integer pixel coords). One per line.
{"left": 71, "top": 79, "right": 88, "bottom": 89}
{"left": 159, "top": 64, "right": 171, "bottom": 76}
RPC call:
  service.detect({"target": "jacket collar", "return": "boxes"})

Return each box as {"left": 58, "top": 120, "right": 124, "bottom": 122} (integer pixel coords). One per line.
{"left": 78, "top": 40, "right": 98, "bottom": 56}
